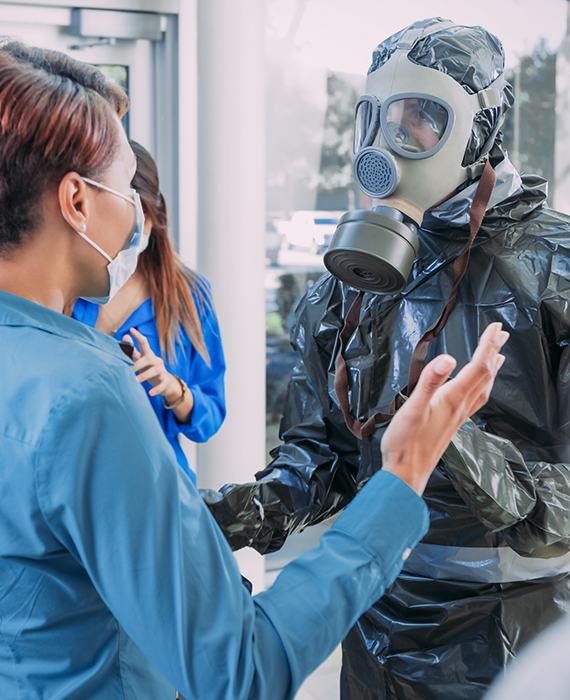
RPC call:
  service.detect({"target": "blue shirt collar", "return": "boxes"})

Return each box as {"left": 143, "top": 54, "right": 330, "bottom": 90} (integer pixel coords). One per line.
{"left": 72, "top": 297, "right": 155, "bottom": 337}
{"left": 0, "top": 290, "right": 131, "bottom": 364}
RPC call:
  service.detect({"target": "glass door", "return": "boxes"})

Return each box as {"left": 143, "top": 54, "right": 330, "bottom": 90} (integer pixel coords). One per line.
{"left": 0, "top": 3, "right": 179, "bottom": 249}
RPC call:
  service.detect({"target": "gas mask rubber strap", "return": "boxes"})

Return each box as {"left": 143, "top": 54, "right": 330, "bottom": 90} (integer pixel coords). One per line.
{"left": 334, "top": 159, "right": 497, "bottom": 440}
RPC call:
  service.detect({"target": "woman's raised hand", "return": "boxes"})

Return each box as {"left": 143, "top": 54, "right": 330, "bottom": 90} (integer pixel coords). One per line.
{"left": 124, "top": 328, "right": 183, "bottom": 404}
{"left": 381, "top": 322, "right": 509, "bottom": 495}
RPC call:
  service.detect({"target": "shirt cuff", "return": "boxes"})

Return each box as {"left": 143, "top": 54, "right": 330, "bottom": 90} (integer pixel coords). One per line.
{"left": 332, "top": 470, "right": 429, "bottom": 572}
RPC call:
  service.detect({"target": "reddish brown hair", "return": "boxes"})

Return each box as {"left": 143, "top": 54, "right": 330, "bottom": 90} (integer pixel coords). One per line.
{"left": 130, "top": 141, "right": 210, "bottom": 365}
{"left": 0, "top": 41, "right": 128, "bottom": 253}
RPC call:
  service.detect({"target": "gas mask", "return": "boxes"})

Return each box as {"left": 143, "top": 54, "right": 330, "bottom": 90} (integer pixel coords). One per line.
{"left": 324, "top": 21, "right": 506, "bottom": 294}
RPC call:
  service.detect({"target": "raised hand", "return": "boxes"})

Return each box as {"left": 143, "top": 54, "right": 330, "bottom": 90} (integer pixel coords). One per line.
{"left": 122, "top": 328, "right": 183, "bottom": 404}
{"left": 381, "top": 322, "right": 509, "bottom": 495}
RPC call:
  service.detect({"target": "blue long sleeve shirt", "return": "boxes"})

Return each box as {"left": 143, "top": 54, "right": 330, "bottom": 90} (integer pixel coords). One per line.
{"left": 0, "top": 289, "right": 429, "bottom": 700}
{"left": 72, "top": 281, "right": 226, "bottom": 483}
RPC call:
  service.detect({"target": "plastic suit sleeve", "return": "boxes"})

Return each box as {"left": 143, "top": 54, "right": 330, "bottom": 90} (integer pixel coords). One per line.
{"left": 37, "top": 362, "right": 429, "bottom": 699}
{"left": 440, "top": 418, "right": 570, "bottom": 558}
{"left": 201, "top": 362, "right": 361, "bottom": 554}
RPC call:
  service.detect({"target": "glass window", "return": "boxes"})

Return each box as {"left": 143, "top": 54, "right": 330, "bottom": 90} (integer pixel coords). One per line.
{"left": 265, "top": 0, "right": 569, "bottom": 459}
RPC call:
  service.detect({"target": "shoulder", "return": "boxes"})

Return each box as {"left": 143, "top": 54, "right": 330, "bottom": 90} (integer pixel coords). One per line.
{"left": 177, "top": 265, "right": 217, "bottom": 322}
{"left": 0, "top": 324, "right": 137, "bottom": 449}
{"left": 496, "top": 205, "right": 570, "bottom": 260}
{"left": 179, "top": 266, "right": 212, "bottom": 297}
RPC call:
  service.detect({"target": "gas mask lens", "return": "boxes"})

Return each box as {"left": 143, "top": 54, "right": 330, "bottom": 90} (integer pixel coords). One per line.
{"left": 353, "top": 93, "right": 453, "bottom": 161}
{"left": 353, "top": 95, "right": 380, "bottom": 156}
{"left": 384, "top": 97, "right": 449, "bottom": 155}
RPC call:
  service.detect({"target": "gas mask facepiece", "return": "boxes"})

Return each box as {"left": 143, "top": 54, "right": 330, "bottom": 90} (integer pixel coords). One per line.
{"left": 324, "top": 21, "right": 505, "bottom": 294}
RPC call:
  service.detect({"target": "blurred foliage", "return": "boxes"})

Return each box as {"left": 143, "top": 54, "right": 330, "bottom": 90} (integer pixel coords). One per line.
{"left": 266, "top": 312, "right": 285, "bottom": 337}
{"left": 503, "top": 38, "right": 555, "bottom": 196}
{"left": 318, "top": 71, "right": 358, "bottom": 190}
{"left": 317, "top": 71, "right": 362, "bottom": 210}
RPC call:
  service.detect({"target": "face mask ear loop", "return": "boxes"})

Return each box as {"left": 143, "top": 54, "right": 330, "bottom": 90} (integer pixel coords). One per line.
{"left": 334, "top": 159, "right": 497, "bottom": 439}
{"left": 82, "top": 177, "right": 136, "bottom": 206}
{"left": 74, "top": 227, "right": 114, "bottom": 263}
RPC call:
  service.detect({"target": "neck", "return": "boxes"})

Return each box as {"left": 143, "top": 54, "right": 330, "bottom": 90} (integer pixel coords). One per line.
{"left": 0, "top": 221, "right": 104, "bottom": 312}
{"left": 0, "top": 242, "right": 69, "bottom": 312}
{"left": 95, "top": 267, "right": 148, "bottom": 335}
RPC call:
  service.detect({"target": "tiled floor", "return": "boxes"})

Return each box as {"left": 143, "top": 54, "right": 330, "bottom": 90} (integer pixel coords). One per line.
{"left": 264, "top": 518, "right": 342, "bottom": 700}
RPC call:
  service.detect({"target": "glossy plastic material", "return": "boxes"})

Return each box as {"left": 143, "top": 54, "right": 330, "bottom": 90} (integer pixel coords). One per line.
{"left": 202, "top": 171, "right": 570, "bottom": 698}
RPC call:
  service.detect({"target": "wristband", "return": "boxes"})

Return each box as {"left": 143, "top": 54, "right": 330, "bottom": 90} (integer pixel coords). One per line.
{"left": 163, "top": 375, "right": 187, "bottom": 410}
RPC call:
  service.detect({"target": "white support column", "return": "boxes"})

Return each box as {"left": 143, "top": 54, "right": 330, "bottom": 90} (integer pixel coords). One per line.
{"left": 196, "top": 0, "right": 266, "bottom": 593}
{"left": 555, "top": 1, "right": 570, "bottom": 214}
{"left": 177, "top": 0, "right": 199, "bottom": 475}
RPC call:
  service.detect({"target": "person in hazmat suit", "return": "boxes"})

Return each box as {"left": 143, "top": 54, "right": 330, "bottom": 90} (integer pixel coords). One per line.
{"left": 201, "top": 17, "right": 570, "bottom": 700}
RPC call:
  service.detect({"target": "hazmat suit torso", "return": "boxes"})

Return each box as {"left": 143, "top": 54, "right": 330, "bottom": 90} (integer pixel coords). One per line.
{"left": 204, "top": 169, "right": 570, "bottom": 699}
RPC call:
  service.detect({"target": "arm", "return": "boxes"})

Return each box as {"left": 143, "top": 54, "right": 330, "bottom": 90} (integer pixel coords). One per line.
{"left": 440, "top": 417, "right": 570, "bottom": 558}
{"left": 202, "top": 361, "right": 361, "bottom": 553}
{"left": 37, "top": 362, "right": 427, "bottom": 700}
{"left": 202, "top": 278, "right": 362, "bottom": 553}
{"left": 127, "top": 298, "right": 226, "bottom": 441}
{"left": 37, "top": 325, "right": 503, "bottom": 699}
{"left": 171, "top": 297, "right": 226, "bottom": 441}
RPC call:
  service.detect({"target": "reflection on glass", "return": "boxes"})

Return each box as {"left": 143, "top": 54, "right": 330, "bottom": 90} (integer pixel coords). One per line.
{"left": 265, "top": 67, "right": 362, "bottom": 460}
{"left": 385, "top": 98, "right": 448, "bottom": 154}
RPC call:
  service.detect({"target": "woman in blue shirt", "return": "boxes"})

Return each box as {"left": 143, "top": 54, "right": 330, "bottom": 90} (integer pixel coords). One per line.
{"left": 0, "top": 40, "right": 506, "bottom": 700}
{"left": 72, "top": 142, "right": 225, "bottom": 483}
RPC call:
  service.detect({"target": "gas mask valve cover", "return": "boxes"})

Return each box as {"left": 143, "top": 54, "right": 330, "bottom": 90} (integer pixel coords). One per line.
{"left": 353, "top": 147, "right": 400, "bottom": 199}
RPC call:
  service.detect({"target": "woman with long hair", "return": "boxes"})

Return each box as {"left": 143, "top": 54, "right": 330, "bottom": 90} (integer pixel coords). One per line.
{"left": 0, "top": 38, "right": 505, "bottom": 700}
{"left": 71, "top": 141, "right": 225, "bottom": 484}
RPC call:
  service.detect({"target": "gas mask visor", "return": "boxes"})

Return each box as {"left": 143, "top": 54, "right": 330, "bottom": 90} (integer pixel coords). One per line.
{"left": 324, "top": 93, "right": 455, "bottom": 295}
{"left": 354, "top": 93, "right": 454, "bottom": 166}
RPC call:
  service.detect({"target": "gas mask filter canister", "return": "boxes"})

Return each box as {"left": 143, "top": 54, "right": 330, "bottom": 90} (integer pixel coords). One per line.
{"left": 324, "top": 21, "right": 505, "bottom": 294}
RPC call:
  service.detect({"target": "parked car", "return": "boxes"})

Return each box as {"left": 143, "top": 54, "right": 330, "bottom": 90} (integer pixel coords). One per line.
{"left": 276, "top": 210, "right": 344, "bottom": 254}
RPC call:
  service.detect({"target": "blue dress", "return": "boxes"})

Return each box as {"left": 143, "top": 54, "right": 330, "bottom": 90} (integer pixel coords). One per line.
{"left": 0, "top": 289, "right": 429, "bottom": 700}
{"left": 72, "top": 281, "right": 226, "bottom": 483}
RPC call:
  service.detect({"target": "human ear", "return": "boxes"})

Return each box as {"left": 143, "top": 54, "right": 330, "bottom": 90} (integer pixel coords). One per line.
{"left": 58, "top": 172, "right": 90, "bottom": 233}
{"left": 143, "top": 211, "right": 153, "bottom": 238}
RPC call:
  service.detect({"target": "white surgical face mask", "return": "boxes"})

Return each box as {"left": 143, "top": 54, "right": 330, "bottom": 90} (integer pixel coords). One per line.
{"left": 63, "top": 176, "right": 148, "bottom": 305}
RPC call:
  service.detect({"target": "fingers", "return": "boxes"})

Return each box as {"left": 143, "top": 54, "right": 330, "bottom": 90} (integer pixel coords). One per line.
{"left": 149, "top": 378, "right": 171, "bottom": 397}
{"left": 407, "top": 354, "right": 457, "bottom": 409}
{"left": 495, "top": 352, "right": 506, "bottom": 373}
{"left": 136, "top": 365, "right": 163, "bottom": 385}
{"left": 470, "top": 323, "right": 509, "bottom": 369}
{"left": 438, "top": 324, "right": 509, "bottom": 419}
{"left": 467, "top": 353, "right": 506, "bottom": 414}
{"left": 129, "top": 328, "right": 159, "bottom": 373}
{"left": 124, "top": 327, "right": 168, "bottom": 391}
{"left": 461, "top": 325, "right": 508, "bottom": 406}
{"left": 129, "top": 327, "right": 151, "bottom": 353}
{"left": 133, "top": 357, "right": 152, "bottom": 374}
{"left": 122, "top": 333, "right": 141, "bottom": 361}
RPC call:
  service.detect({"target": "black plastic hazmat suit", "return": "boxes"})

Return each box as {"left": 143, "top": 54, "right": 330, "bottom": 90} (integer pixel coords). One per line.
{"left": 203, "top": 160, "right": 570, "bottom": 699}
